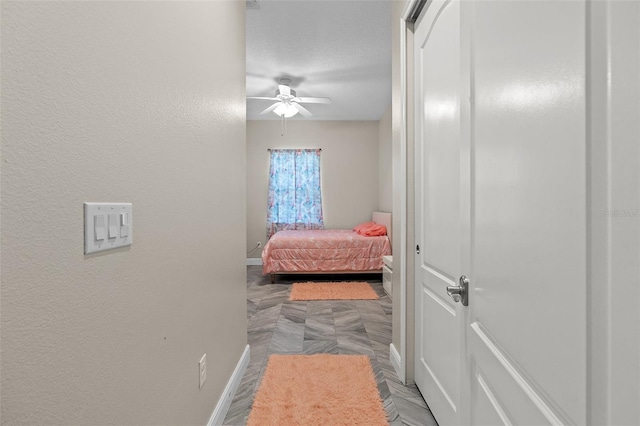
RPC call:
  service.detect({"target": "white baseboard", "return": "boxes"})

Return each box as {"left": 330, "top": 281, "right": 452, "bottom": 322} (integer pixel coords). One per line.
{"left": 207, "top": 344, "right": 250, "bottom": 426}
{"left": 390, "top": 343, "right": 404, "bottom": 385}
{"left": 246, "top": 258, "right": 262, "bottom": 266}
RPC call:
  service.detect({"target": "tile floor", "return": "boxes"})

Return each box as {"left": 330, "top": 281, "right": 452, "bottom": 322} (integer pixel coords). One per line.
{"left": 222, "top": 266, "right": 439, "bottom": 426}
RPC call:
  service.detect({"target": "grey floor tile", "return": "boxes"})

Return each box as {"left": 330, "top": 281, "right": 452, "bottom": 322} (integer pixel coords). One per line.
{"left": 333, "top": 309, "right": 365, "bottom": 331}
{"left": 380, "top": 362, "right": 405, "bottom": 386}
{"left": 365, "top": 321, "right": 393, "bottom": 345}
{"left": 359, "top": 308, "right": 389, "bottom": 324}
{"left": 246, "top": 299, "right": 259, "bottom": 320}
{"left": 384, "top": 394, "right": 402, "bottom": 424}
{"left": 223, "top": 266, "right": 439, "bottom": 426}
{"left": 280, "top": 301, "right": 307, "bottom": 323}
{"left": 336, "top": 330, "right": 376, "bottom": 356}
{"left": 247, "top": 284, "right": 269, "bottom": 301}
{"left": 247, "top": 330, "right": 272, "bottom": 348}
{"left": 247, "top": 336, "right": 270, "bottom": 368}
{"left": 395, "top": 396, "right": 438, "bottom": 426}
{"left": 268, "top": 317, "right": 304, "bottom": 354}
{"left": 330, "top": 300, "right": 359, "bottom": 313}
{"left": 302, "top": 339, "right": 339, "bottom": 354}
{"left": 379, "top": 295, "right": 393, "bottom": 314}
{"left": 257, "top": 291, "right": 288, "bottom": 310}
{"left": 388, "top": 380, "right": 430, "bottom": 405}
{"left": 222, "top": 400, "right": 249, "bottom": 426}
{"left": 248, "top": 303, "right": 281, "bottom": 327}
{"left": 372, "top": 361, "right": 392, "bottom": 400}
{"left": 370, "top": 338, "right": 392, "bottom": 356}
{"left": 304, "top": 316, "right": 336, "bottom": 340}
{"left": 306, "top": 301, "right": 334, "bottom": 315}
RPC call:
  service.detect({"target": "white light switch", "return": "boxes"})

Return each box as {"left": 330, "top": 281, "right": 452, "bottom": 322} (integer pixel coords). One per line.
{"left": 84, "top": 203, "right": 133, "bottom": 254}
{"left": 94, "top": 215, "right": 105, "bottom": 241}
{"left": 120, "top": 213, "right": 129, "bottom": 237}
{"left": 108, "top": 214, "right": 118, "bottom": 239}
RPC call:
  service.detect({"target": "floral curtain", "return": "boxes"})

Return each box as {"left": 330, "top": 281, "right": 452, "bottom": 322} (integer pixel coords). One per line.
{"left": 267, "top": 149, "right": 324, "bottom": 239}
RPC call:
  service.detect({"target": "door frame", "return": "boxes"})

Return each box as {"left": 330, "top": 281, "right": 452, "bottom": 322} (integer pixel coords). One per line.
{"left": 586, "top": 1, "right": 640, "bottom": 424}
{"left": 392, "top": 0, "right": 421, "bottom": 385}
{"left": 396, "top": 0, "right": 639, "bottom": 423}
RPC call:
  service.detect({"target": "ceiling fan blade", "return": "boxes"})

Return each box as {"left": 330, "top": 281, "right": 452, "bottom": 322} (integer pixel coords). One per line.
{"left": 295, "top": 97, "right": 331, "bottom": 104}
{"left": 294, "top": 103, "right": 313, "bottom": 118}
{"left": 247, "top": 97, "right": 279, "bottom": 101}
{"left": 260, "top": 102, "right": 281, "bottom": 115}
{"left": 278, "top": 85, "right": 291, "bottom": 96}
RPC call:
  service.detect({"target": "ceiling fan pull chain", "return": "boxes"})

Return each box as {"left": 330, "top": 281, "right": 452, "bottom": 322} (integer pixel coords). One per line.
{"left": 281, "top": 113, "right": 285, "bottom": 136}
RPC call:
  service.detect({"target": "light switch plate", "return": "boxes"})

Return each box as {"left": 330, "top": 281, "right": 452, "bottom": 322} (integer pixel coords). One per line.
{"left": 84, "top": 203, "right": 133, "bottom": 254}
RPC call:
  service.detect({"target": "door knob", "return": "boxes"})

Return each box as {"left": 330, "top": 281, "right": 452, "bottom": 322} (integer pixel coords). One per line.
{"left": 447, "top": 286, "right": 462, "bottom": 303}
{"left": 446, "top": 275, "right": 469, "bottom": 306}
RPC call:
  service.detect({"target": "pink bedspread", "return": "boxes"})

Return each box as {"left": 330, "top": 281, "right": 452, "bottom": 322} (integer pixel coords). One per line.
{"left": 261, "top": 229, "right": 391, "bottom": 275}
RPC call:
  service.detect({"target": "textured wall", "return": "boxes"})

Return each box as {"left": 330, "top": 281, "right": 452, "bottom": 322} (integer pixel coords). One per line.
{"left": 378, "top": 105, "right": 393, "bottom": 214}
{"left": 246, "top": 120, "right": 379, "bottom": 258}
{"left": 0, "top": 2, "right": 247, "bottom": 424}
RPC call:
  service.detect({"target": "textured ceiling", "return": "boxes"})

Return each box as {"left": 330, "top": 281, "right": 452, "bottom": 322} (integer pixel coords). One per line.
{"left": 246, "top": 0, "right": 391, "bottom": 121}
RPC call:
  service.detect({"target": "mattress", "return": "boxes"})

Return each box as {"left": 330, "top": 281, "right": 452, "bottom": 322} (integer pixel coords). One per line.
{"left": 261, "top": 229, "right": 392, "bottom": 275}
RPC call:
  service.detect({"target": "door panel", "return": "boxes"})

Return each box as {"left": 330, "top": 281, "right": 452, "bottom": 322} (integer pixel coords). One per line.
{"left": 414, "top": 0, "right": 462, "bottom": 424}
{"left": 470, "top": 325, "right": 561, "bottom": 425}
{"left": 414, "top": 0, "right": 587, "bottom": 425}
{"left": 473, "top": 368, "right": 513, "bottom": 426}
{"left": 419, "top": 284, "right": 458, "bottom": 410}
{"left": 470, "top": 1, "right": 586, "bottom": 424}
{"left": 417, "top": 0, "right": 461, "bottom": 280}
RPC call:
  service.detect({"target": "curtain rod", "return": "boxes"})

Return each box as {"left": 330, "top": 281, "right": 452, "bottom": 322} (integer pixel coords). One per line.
{"left": 267, "top": 148, "right": 322, "bottom": 151}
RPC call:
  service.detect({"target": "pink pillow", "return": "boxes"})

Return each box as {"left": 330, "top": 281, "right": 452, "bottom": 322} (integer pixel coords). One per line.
{"left": 353, "top": 221, "right": 375, "bottom": 233}
{"left": 355, "top": 222, "right": 387, "bottom": 237}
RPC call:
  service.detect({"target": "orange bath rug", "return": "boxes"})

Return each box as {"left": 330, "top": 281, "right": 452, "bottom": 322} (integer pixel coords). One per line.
{"left": 289, "top": 281, "right": 379, "bottom": 301}
{"left": 247, "top": 354, "right": 388, "bottom": 426}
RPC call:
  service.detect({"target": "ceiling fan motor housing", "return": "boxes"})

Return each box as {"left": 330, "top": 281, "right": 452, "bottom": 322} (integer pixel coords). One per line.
{"left": 276, "top": 88, "right": 296, "bottom": 99}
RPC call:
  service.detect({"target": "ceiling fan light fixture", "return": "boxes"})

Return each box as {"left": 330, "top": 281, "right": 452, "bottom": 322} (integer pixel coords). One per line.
{"left": 274, "top": 103, "right": 298, "bottom": 118}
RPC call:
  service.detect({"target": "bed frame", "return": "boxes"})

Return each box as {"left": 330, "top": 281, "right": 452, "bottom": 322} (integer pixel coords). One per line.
{"left": 269, "top": 211, "right": 392, "bottom": 283}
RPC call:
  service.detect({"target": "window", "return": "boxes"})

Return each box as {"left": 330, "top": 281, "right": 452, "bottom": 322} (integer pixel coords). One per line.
{"left": 267, "top": 149, "right": 324, "bottom": 238}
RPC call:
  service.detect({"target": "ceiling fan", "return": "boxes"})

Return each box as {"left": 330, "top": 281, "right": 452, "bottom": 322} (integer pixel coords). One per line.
{"left": 247, "top": 78, "right": 331, "bottom": 118}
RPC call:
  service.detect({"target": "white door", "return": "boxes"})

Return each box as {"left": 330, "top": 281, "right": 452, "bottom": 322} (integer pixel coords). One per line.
{"left": 413, "top": 0, "right": 463, "bottom": 424}
{"left": 469, "top": 0, "right": 586, "bottom": 424}
{"left": 414, "top": 0, "right": 588, "bottom": 424}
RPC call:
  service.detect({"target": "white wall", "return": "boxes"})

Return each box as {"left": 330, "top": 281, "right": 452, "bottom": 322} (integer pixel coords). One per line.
{"left": 247, "top": 120, "right": 379, "bottom": 258}
{"left": 0, "top": 2, "right": 247, "bottom": 424}
{"left": 378, "top": 105, "right": 393, "bottom": 213}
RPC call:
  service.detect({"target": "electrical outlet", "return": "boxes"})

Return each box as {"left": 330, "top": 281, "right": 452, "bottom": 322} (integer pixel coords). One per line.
{"left": 257, "top": 241, "right": 262, "bottom": 248}
{"left": 199, "top": 354, "right": 206, "bottom": 389}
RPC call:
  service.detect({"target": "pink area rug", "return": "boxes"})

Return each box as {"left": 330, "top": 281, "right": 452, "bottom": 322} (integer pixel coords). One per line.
{"left": 247, "top": 354, "right": 388, "bottom": 426}
{"left": 289, "top": 281, "right": 379, "bottom": 301}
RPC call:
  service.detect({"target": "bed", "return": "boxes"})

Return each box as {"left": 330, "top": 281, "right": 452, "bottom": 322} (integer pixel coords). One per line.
{"left": 261, "top": 212, "right": 392, "bottom": 283}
